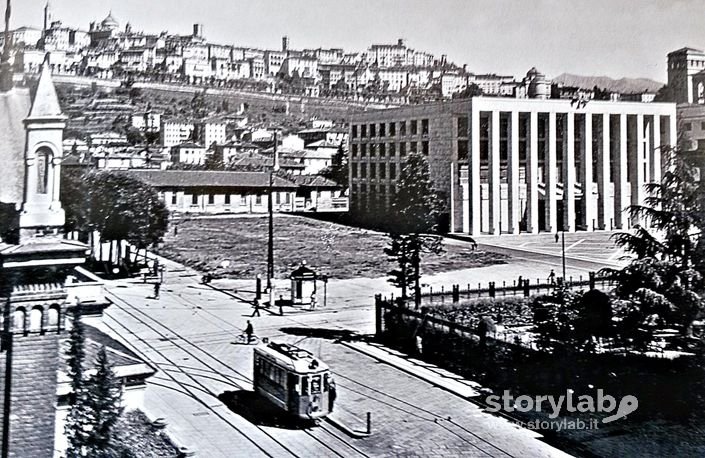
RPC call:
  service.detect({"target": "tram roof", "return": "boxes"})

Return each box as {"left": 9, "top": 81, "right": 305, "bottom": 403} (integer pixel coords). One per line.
{"left": 254, "top": 342, "right": 330, "bottom": 374}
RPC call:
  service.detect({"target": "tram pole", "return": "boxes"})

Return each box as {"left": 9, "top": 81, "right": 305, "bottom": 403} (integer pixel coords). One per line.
{"left": 267, "top": 132, "right": 278, "bottom": 306}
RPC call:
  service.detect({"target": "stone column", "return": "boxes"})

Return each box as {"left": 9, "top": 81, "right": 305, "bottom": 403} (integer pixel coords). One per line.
{"left": 651, "top": 115, "right": 662, "bottom": 184}
{"left": 580, "top": 113, "right": 594, "bottom": 231}
{"left": 460, "top": 165, "right": 470, "bottom": 233}
{"left": 630, "top": 114, "right": 646, "bottom": 226}
{"left": 546, "top": 112, "right": 558, "bottom": 233}
{"left": 508, "top": 110, "right": 520, "bottom": 234}
{"left": 489, "top": 110, "right": 501, "bottom": 235}
{"left": 596, "top": 113, "right": 611, "bottom": 229}
{"left": 564, "top": 112, "right": 576, "bottom": 232}
{"left": 527, "top": 111, "right": 539, "bottom": 233}
{"left": 613, "top": 113, "right": 629, "bottom": 229}
{"left": 470, "top": 106, "right": 482, "bottom": 236}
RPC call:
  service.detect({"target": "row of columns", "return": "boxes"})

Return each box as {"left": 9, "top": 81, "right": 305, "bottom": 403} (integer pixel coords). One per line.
{"left": 463, "top": 109, "right": 675, "bottom": 236}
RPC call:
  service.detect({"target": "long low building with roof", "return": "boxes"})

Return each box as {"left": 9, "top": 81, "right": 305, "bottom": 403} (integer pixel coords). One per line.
{"left": 126, "top": 170, "right": 300, "bottom": 214}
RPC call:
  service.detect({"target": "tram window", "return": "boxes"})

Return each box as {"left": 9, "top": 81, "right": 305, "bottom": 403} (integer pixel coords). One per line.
{"left": 311, "top": 375, "right": 321, "bottom": 394}
{"left": 302, "top": 376, "right": 309, "bottom": 395}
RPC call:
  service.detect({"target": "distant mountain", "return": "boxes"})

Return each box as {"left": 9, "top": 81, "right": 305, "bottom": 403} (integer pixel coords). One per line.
{"left": 552, "top": 73, "right": 664, "bottom": 94}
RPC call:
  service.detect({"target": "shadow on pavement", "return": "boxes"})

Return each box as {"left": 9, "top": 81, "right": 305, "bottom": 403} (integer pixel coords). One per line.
{"left": 279, "top": 327, "right": 360, "bottom": 341}
{"left": 218, "top": 390, "right": 315, "bottom": 430}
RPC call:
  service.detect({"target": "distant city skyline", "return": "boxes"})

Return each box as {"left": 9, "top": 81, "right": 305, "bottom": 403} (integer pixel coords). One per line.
{"left": 10, "top": 0, "right": 705, "bottom": 83}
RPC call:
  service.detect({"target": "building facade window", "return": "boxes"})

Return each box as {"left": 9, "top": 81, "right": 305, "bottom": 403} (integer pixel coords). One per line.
{"left": 400, "top": 121, "right": 406, "bottom": 136}
{"left": 380, "top": 123, "right": 386, "bottom": 137}
{"left": 361, "top": 144, "right": 367, "bottom": 157}
{"left": 457, "top": 117, "right": 469, "bottom": 136}
{"left": 400, "top": 142, "right": 406, "bottom": 156}
{"left": 361, "top": 124, "right": 367, "bottom": 137}
{"left": 421, "top": 119, "right": 429, "bottom": 135}
{"left": 171, "top": 193, "right": 178, "bottom": 205}
{"left": 240, "top": 194, "right": 247, "bottom": 205}
{"left": 361, "top": 163, "right": 367, "bottom": 178}
{"left": 256, "top": 194, "right": 263, "bottom": 205}
{"left": 352, "top": 144, "right": 358, "bottom": 157}
{"left": 352, "top": 163, "right": 358, "bottom": 178}
{"left": 422, "top": 141, "right": 429, "bottom": 155}
{"left": 389, "top": 143, "right": 396, "bottom": 156}
{"left": 410, "top": 141, "right": 417, "bottom": 153}
{"left": 352, "top": 125, "right": 358, "bottom": 138}
{"left": 370, "top": 163, "right": 377, "bottom": 179}
{"left": 380, "top": 143, "right": 386, "bottom": 157}
{"left": 208, "top": 194, "right": 215, "bottom": 204}
{"left": 370, "top": 124, "right": 376, "bottom": 137}
{"left": 380, "top": 164, "right": 386, "bottom": 179}
{"left": 390, "top": 163, "right": 397, "bottom": 179}
{"left": 390, "top": 122, "right": 396, "bottom": 136}
{"left": 225, "top": 194, "right": 231, "bottom": 205}
{"left": 411, "top": 120, "right": 418, "bottom": 135}
{"left": 191, "top": 194, "right": 198, "bottom": 205}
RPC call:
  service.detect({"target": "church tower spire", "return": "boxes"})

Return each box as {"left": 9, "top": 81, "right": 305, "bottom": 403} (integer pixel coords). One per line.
{"left": 19, "top": 55, "right": 67, "bottom": 238}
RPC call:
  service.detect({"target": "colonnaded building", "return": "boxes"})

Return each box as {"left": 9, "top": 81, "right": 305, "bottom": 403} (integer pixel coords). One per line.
{"left": 349, "top": 79, "right": 677, "bottom": 236}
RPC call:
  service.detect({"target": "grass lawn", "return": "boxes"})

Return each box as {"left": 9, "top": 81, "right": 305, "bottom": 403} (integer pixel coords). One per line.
{"left": 155, "top": 215, "right": 507, "bottom": 280}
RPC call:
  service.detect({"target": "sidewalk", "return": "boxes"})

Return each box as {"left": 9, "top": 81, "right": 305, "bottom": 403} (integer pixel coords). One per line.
{"left": 342, "top": 341, "right": 482, "bottom": 399}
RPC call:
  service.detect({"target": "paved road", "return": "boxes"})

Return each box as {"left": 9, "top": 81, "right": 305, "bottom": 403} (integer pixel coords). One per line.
{"left": 99, "top": 254, "right": 574, "bottom": 457}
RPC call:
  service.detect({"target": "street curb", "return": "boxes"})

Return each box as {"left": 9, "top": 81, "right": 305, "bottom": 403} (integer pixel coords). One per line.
{"left": 325, "top": 415, "right": 371, "bottom": 438}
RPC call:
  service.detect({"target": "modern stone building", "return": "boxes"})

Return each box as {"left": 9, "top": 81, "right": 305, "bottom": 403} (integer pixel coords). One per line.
{"left": 349, "top": 96, "right": 677, "bottom": 235}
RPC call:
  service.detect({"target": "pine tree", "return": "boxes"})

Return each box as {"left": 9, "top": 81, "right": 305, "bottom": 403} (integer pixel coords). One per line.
{"left": 84, "top": 347, "right": 124, "bottom": 457}
{"left": 386, "top": 153, "right": 446, "bottom": 306}
{"left": 65, "top": 304, "right": 90, "bottom": 457}
{"left": 608, "top": 147, "right": 705, "bottom": 336}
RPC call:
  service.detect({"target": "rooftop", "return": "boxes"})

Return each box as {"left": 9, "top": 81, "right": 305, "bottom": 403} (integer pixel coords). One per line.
{"left": 126, "top": 170, "right": 298, "bottom": 189}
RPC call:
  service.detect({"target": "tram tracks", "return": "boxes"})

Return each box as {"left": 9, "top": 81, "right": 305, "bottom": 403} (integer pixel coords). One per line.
{"left": 104, "top": 290, "right": 370, "bottom": 458}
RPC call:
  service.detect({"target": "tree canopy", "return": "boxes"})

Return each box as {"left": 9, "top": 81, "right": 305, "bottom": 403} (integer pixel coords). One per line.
{"left": 386, "top": 153, "right": 445, "bottom": 304}
{"left": 62, "top": 169, "right": 169, "bottom": 249}
{"left": 606, "top": 147, "right": 705, "bottom": 335}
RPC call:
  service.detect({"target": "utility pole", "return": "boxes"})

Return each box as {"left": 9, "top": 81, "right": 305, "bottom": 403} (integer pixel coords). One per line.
{"left": 266, "top": 131, "right": 278, "bottom": 303}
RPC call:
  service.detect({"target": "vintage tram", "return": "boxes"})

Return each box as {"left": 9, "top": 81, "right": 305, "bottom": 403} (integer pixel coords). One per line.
{"left": 253, "top": 341, "right": 335, "bottom": 420}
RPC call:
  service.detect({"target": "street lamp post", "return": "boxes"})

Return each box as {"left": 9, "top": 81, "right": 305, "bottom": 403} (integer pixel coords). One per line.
{"left": 267, "top": 132, "right": 279, "bottom": 306}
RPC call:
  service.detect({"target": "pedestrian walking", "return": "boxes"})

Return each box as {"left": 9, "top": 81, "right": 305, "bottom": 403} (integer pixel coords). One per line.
{"left": 328, "top": 378, "right": 337, "bottom": 413}
{"left": 251, "top": 297, "right": 261, "bottom": 317}
{"left": 516, "top": 275, "right": 523, "bottom": 292}
{"left": 154, "top": 282, "right": 161, "bottom": 299}
{"left": 548, "top": 269, "right": 556, "bottom": 285}
{"left": 245, "top": 320, "right": 254, "bottom": 344}
{"left": 279, "top": 295, "right": 284, "bottom": 316}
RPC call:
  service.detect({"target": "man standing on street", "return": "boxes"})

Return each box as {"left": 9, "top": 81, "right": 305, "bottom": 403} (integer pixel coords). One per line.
{"left": 251, "top": 297, "right": 261, "bottom": 317}
{"left": 154, "top": 281, "right": 161, "bottom": 300}
{"left": 245, "top": 320, "right": 254, "bottom": 344}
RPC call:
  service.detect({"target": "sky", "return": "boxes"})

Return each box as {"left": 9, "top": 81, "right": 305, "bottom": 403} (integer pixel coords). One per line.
{"left": 10, "top": 0, "right": 705, "bottom": 83}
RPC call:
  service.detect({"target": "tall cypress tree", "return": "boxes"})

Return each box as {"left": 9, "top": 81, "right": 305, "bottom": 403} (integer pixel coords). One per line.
{"left": 65, "top": 304, "right": 89, "bottom": 457}
{"left": 84, "top": 347, "right": 124, "bottom": 456}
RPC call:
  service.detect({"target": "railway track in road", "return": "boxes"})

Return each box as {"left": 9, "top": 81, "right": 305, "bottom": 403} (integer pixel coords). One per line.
{"left": 332, "top": 372, "right": 516, "bottom": 458}
{"left": 104, "top": 290, "right": 371, "bottom": 458}
{"left": 105, "top": 286, "right": 522, "bottom": 457}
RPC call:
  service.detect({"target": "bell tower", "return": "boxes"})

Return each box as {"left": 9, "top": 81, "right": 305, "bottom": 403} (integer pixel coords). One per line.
{"left": 19, "top": 56, "right": 66, "bottom": 238}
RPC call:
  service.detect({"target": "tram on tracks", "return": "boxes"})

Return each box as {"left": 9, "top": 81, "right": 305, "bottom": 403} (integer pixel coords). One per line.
{"left": 253, "top": 341, "right": 335, "bottom": 420}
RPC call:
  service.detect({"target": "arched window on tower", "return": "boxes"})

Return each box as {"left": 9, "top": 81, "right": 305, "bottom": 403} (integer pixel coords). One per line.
{"left": 13, "top": 308, "right": 26, "bottom": 333}
{"left": 36, "top": 147, "right": 52, "bottom": 195}
{"left": 698, "top": 82, "right": 704, "bottom": 105}
{"left": 30, "top": 306, "right": 44, "bottom": 332}
{"left": 48, "top": 305, "right": 60, "bottom": 331}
